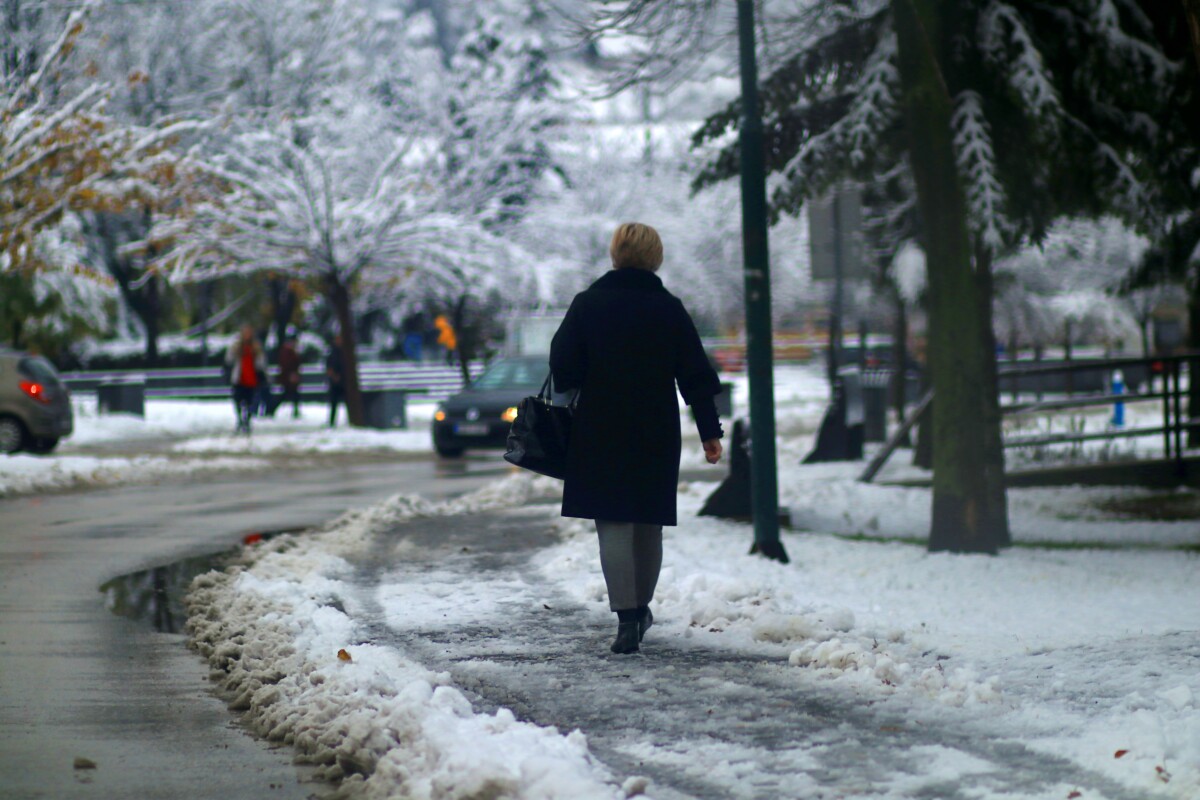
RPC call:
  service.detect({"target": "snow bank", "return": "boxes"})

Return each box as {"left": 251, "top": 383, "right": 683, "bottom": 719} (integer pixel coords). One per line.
{"left": 172, "top": 427, "right": 432, "bottom": 455}
{"left": 0, "top": 396, "right": 441, "bottom": 498}
{"left": 185, "top": 474, "right": 633, "bottom": 800}
{"left": 0, "top": 453, "right": 270, "bottom": 498}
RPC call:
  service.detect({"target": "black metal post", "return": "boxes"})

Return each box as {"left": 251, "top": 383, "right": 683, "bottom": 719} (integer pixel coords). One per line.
{"left": 1163, "top": 360, "right": 1172, "bottom": 459}
{"left": 858, "top": 318, "right": 868, "bottom": 367}
{"left": 736, "top": 0, "right": 787, "bottom": 563}
{"left": 1173, "top": 359, "right": 1184, "bottom": 465}
{"left": 828, "top": 191, "right": 844, "bottom": 392}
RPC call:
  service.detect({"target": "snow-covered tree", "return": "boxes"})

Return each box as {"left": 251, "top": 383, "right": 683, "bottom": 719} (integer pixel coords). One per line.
{"left": 995, "top": 218, "right": 1150, "bottom": 354}
{"left": 156, "top": 125, "right": 510, "bottom": 425}
{"left": 0, "top": 6, "right": 203, "bottom": 361}
{"left": 436, "top": 0, "right": 566, "bottom": 229}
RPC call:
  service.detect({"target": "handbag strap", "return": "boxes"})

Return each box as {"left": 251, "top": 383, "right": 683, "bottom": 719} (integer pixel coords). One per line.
{"left": 540, "top": 371, "right": 580, "bottom": 409}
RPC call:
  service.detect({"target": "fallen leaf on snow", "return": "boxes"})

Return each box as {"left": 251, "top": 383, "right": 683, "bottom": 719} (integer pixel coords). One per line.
{"left": 1156, "top": 765, "right": 1171, "bottom": 783}
{"left": 73, "top": 758, "right": 96, "bottom": 770}
{"left": 1067, "top": 792, "right": 1081, "bottom": 799}
{"left": 1113, "top": 749, "right": 1128, "bottom": 759}
{"left": 337, "top": 649, "right": 352, "bottom": 662}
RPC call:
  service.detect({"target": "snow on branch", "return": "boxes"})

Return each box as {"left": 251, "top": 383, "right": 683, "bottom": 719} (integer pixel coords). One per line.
{"left": 8, "top": 1, "right": 99, "bottom": 112}
{"left": 1062, "top": 112, "right": 1149, "bottom": 221}
{"left": 979, "top": 2, "right": 1062, "bottom": 134}
{"left": 154, "top": 127, "right": 514, "bottom": 299}
{"left": 1090, "top": 0, "right": 1180, "bottom": 86}
{"left": 780, "top": 31, "right": 899, "bottom": 200}
{"left": 951, "top": 90, "right": 1012, "bottom": 252}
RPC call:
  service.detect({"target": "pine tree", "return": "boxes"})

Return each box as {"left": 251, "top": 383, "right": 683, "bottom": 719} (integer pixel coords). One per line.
{"left": 687, "top": 0, "right": 1175, "bottom": 553}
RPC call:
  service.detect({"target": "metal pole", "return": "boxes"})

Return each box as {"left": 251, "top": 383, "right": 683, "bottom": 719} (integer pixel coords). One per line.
{"left": 736, "top": 0, "right": 787, "bottom": 563}
{"left": 830, "top": 191, "right": 844, "bottom": 392}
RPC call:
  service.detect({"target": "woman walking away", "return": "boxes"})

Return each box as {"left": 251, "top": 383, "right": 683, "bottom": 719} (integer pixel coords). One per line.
{"left": 277, "top": 333, "right": 303, "bottom": 419}
{"left": 225, "top": 325, "right": 267, "bottom": 435}
{"left": 550, "top": 222, "right": 724, "bottom": 655}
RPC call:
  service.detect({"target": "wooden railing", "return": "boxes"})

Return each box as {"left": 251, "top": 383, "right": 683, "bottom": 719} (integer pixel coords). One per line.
{"left": 860, "top": 353, "right": 1198, "bottom": 483}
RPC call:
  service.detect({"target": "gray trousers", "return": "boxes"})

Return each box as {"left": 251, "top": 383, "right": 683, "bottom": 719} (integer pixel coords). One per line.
{"left": 595, "top": 520, "right": 663, "bottom": 612}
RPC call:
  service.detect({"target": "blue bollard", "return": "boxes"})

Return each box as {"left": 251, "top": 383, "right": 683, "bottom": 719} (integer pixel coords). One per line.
{"left": 1111, "top": 369, "right": 1125, "bottom": 428}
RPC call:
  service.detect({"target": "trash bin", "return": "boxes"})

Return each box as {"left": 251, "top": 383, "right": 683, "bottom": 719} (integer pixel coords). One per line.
{"left": 361, "top": 389, "right": 408, "bottom": 429}
{"left": 861, "top": 368, "right": 890, "bottom": 443}
{"left": 803, "top": 366, "right": 864, "bottom": 463}
{"left": 97, "top": 378, "right": 145, "bottom": 417}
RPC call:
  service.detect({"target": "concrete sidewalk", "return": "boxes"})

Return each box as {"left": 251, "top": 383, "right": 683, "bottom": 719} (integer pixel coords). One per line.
{"left": 337, "top": 507, "right": 1146, "bottom": 800}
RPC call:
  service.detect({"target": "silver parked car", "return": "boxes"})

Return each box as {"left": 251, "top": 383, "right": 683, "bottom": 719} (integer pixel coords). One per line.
{"left": 0, "top": 349, "right": 73, "bottom": 454}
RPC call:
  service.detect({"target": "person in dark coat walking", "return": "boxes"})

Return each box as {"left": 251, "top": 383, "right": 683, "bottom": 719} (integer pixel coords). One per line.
{"left": 550, "top": 222, "right": 724, "bottom": 655}
{"left": 277, "top": 334, "right": 303, "bottom": 419}
{"left": 326, "top": 334, "right": 345, "bottom": 427}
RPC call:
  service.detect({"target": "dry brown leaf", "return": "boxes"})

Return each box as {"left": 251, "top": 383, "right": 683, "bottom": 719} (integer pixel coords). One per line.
{"left": 337, "top": 649, "right": 352, "bottom": 662}
{"left": 73, "top": 757, "right": 96, "bottom": 770}
{"left": 1113, "top": 749, "right": 1129, "bottom": 759}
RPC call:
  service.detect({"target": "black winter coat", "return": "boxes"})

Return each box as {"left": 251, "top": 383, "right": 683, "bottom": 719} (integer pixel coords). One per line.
{"left": 550, "top": 268, "right": 723, "bottom": 526}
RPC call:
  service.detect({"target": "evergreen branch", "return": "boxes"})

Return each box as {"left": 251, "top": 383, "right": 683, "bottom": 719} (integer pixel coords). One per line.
{"left": 951, "top": 90, "right": 1012, "bottom": 251}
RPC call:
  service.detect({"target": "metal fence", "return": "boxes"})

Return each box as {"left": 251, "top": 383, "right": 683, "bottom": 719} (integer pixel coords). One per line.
{"left": 860, "top": 353, "right": 1198, "bottom": 483}
{"left": 61, "top": 362, "right": 485, "bottom": 402}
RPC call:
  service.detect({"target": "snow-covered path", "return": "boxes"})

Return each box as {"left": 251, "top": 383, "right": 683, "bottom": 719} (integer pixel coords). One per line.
{"left": 341, "top": 506, "right": 1171, "bottom": 799}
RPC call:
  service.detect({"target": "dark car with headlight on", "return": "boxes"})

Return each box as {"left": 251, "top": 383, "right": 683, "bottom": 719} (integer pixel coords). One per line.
{"left": 432, "top": 355, "right": 556, "bottom": 457}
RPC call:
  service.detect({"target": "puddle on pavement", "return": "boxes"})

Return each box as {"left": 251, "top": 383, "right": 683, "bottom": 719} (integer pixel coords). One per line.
{"left": 100, "top": 529, "right": 300, "bottom": 633}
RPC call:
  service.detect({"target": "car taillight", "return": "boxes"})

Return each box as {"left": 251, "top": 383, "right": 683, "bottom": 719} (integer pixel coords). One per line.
{"left": 19, "top": 380, "right": 51, "bottom": 404}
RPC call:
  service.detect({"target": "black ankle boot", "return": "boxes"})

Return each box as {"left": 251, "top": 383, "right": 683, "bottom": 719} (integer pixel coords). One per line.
{"left": 611, "top": 621, "right": 640, "bottom": 654}
{"left": 637, "top": 606, "right": 653, "bottom": 642}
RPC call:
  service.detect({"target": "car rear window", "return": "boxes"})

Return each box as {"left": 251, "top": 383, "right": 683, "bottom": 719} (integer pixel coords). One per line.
{"left": 472, "top": 359, "right": 546, "bottom": 390}
{"left": 18, "top": 356, "right": 61, "bottom": 384}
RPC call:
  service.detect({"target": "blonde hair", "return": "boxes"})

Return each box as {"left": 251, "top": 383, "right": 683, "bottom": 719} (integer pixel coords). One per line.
{"left": 610, "top": 222, "right": 664, "bottom": 271}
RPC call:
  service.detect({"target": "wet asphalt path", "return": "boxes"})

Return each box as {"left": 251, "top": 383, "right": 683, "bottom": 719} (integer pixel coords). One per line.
{"left": 348, "top": 508, "right": 1149, "bottom": 800}
{"left": 0, "top": 455, "right": 508, "bottom": 800}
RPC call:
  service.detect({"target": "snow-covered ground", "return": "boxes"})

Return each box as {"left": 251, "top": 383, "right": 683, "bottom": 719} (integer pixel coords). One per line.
{"left": 1, "top": 364, "right": 816, "bottom": 497}
{"left": 0, "top": 395, "right": 442, "bottom": 498}
{"left": 6, "top": 362, "right": 1174, "bottom": 499}
{"left": 182, "top": 364, "right": 1200, "bottom": 799}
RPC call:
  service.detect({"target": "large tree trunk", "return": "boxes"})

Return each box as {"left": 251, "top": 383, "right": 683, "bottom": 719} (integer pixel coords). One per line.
{"left": 893, "top": 0, "right": 1009, "bottom": 553}
{"left": 144, "top": 273, "right": 160, "bottom": 365}
{"left": 973, "top": 245, "right": 1011, "bottom": 547}
{"left": 328, "top": 278, "right": 365, "bottom": 427}
{"left": 452, "top": 294, "right": 473, "bottom": 387}
{"left": 89, "top": 212, "right": 161, "bottom": 364}
{"left": 890, "top": 285, "right": 911, "bottom": 446}
{"left": 268, "top": 274, "right": 297, "bottom": 360}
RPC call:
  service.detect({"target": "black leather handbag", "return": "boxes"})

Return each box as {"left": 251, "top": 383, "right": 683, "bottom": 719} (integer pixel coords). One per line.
{"left": 503, "top": 374, "right": 577, "bottom": 480}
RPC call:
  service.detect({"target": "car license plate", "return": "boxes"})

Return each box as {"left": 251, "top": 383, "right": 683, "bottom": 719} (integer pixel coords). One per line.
{"left": 455, "top": 423, "right": 489, "bottom": 436}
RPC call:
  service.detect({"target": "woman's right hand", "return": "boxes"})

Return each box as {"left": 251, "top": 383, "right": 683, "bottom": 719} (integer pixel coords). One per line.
{"left": 702, "top": 438, "right": 723, "bottom": 464}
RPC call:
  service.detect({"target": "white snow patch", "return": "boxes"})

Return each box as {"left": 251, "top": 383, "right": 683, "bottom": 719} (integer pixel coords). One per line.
{"left": 186, "top": 473, "right": 630, "bottom": 799}
{"left": 0, "top": 453, "right": 270, "bottom": 498}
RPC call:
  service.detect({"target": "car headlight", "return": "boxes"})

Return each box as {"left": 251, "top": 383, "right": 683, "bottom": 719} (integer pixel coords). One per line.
{"left": 434, "top": 408, "right": 446, "bottom": 422}
{"left": 501, "top": 406, "right": 519, "bottom": 423}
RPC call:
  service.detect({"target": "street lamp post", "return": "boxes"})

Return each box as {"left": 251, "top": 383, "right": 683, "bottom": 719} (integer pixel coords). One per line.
{"left": 736, "top": 0, "right": 788, "bottom": 563}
